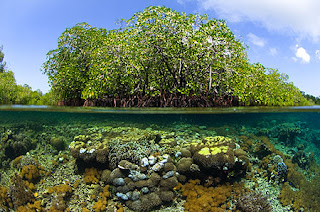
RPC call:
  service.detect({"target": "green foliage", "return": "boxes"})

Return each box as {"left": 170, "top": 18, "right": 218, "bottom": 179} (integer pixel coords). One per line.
{"left": 37, "top": 90, "right": 58, "bottom": 105}
{"left": 14, "top": 85, "right": 48, "bottom": 105}
{"left": 303, "top": 93, "right": 320, "bottom": 105}
{"left": 117, "top": 6, "right": 247, "bottom": 97}
{"left": 0, "top": 46, "right": 54, "bottom": 105}
{"left": 0, "top": 71, "right": 49, "bottom": 105}
{"left": 42, "top": 6, "right": 309, "bottom": 106}
{"left": 0, "top": 71, "right": 17, "bottom": 104}
{"left": 230, "top": 63, "right": 309, "bottom": 106}
{"left": 42, "top": 23, "right": 107, "bottom": 101}
{"left": 0, "top": 46, "right": 6, "bottom": 73}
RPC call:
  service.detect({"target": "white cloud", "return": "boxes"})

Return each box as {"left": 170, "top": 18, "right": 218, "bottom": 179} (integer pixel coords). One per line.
{"left": 316, "top": 50, "right": 320, "bottom": 60}
{"left": 269, "top": 47, "right": 278, "bottom": 56}
{"left": 295, "top": 46, "right": 310, "bottom": 63}
{"left": 177, "top": 0, "right": 193, "bottom": 5}
{"left": 247, "top": 33, "right": 265, "bottom": 47}
{"left": 193, "top": 0, "right": 320, "bottom": 41}
{"left": 291, "top": 57, "right": 298, "bottom": 62}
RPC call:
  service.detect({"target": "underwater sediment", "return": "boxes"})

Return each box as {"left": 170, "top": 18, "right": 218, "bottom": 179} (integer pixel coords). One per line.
{"left": 0, "top": 108, "right": 320, "bottom": 211}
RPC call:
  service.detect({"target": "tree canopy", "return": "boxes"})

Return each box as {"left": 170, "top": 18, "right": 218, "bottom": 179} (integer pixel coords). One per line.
{"left": 42, "top": 6, "right": 309, "bottom": 107}
{"left": 0, "top": 46, "right": 6, "bottom": 73}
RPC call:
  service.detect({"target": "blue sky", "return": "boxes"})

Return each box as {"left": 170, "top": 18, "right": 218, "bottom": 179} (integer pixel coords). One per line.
{"left": 1, "top": 0, "right": 319, "bottom": 96}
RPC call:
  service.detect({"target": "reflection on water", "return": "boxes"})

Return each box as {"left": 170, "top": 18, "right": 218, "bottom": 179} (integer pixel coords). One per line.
{"left": 0, "top": 105, "right": 319, "bottom": 211}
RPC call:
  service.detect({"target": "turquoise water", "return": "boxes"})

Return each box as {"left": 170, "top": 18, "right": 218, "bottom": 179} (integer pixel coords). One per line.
{"left": 0, "top": 106, "right": 320, "bottom": 211}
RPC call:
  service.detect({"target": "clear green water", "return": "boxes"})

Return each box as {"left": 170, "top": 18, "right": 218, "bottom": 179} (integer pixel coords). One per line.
{"left": 1, "top": 105, "right": 320, "bottom": 211}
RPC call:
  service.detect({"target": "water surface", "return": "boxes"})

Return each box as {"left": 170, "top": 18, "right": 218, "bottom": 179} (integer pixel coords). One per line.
{"left": 0, "top": 105, "right": 319, "bottom": 211}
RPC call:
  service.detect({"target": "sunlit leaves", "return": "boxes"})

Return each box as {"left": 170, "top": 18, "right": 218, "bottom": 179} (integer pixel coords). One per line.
{"left": 42, "top": 23, "right": 107, "bottom": 101}
{"left": 230, "top": 62, "right": 309, "bottom": 106}
{"left": 42, "top": 6, "right": 308, "bottom": 106}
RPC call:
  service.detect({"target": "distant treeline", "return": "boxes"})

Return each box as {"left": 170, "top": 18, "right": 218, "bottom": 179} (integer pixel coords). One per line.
{"left": 0, "top": 46, "right": 55, "bottom": 105}
{"left": 303, "top": 93, "right": 320, "bottom": 105}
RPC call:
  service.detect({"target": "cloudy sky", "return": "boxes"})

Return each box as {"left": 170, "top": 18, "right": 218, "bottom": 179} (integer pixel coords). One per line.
{"left": 1, "top": 0, "right": 319, "bottom": 96}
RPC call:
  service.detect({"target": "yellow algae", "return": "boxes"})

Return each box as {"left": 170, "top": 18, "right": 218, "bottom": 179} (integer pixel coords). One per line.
{"left": 198, "top": 147, "right": 211, "bottom": 155}
{"left": 203, "top": 136, "right": 232, "bottom": 145}
{"left": 198, "top": 145, "right": 229, "bottom": 156}
{"left": 159, "top": 138, "right": 175, "bottom": 144}
{"left": 210, "top": 146, "right": 229, "bottom": 155}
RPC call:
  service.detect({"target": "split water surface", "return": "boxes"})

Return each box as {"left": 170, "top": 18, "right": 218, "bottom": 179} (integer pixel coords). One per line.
{"left": 0, "top": 105, "right": 320, "bottom": 211}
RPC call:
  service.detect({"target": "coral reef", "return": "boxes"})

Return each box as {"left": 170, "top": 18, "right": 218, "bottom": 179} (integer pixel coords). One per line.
{"left": 236, "top": 191, "right": 271, "bottom": 212}
{"left": 109, "top": 156, "right": 178, "bottom": 211}
{"left": 68, "top": 126, "right": 167, "bottom": 168}
{"left": 126, "top": 193, "right": 162, "bottom": 212}
{"left": 15, "top": 201, "right": 42, "bottom": 212}
{"left": 1, "top": 129, "right": 36, "bottom": 159}
{"left": 8, "top": 174, "right": 35, "bottom": 208}
{"left": 279, "top": 177, "right": 320, "bottom": 211}
{"left": 182, "top": 136, "right": 249, "bottom": 180}
{"left": 83, "top": 167, "right": 101, "bottom": 184}
{"left": 20, "top": 164, "right": 40, "bottom": 182}
{"left": 175, "top": 179, "right": 245, "bottom": 212}
{"left": 292, "top": 150, "right": 314, "bottom": 169}
{"left": 49, "top": 136, "right": 66, "bottom": 151}
{"left": 258, "top": 122, "right": 304, "bottom": 146}
{"left": 2, "top": 114, "right": 320, "bottom": 212}
{"left": 276, "top": 123, "right": 301, "bottom": 144}
{"left": 69, "top": 132, "right": 109, "bottom": 163}
{"left": 0, "top": 186, "right": 12, "bottom": 211}
{"left": 46, "top": 183, "right": 73, "bottom": 211}
{"left": 107, "top": 138, "right": 162, "bottom": 169}
{"left": 92, "top": 185, "right": 110, "bottom": 212}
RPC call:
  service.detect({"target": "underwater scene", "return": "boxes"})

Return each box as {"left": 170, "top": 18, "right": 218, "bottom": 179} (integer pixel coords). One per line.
{"left": 1, "top": 106, "right": 320, "bottom": 212}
